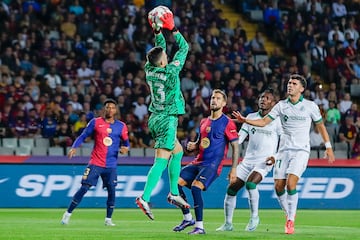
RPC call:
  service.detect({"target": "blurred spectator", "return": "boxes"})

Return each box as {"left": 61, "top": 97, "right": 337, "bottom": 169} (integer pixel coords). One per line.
{"left": 132, "top": 96, "right": 148, "bottom": 122}
{"left": 314, "top": 90, "right": 329, "bottom": 110}
{"left": 41, "top": 108, "right": 57, "bottom": 141}
{"left": 27, "top": 107, "right": 41, "bottom": 138}
{"left": 10, "top": 109, "right": 28, "bottom": 137}
{"left": 44, "top": 66, "right": 62, "bottom": 91}
{"left": 137, "top": 124, "right": 154, "bottom": 148}
{"left": 53, "top": 121, "right": 74, "bottom": 154}
{"left": 339, "top": 92, "right": 352, "bottom": 115}
{"left": 344, "top": 103, "right": 360, "bottom": 128}
{"left": 326, "top": 100, "right": 341, "bottom": 132}
{"left": 73, "top": 112, "right": 87, "bottom": 136}
{"left": 332, "top": 0, "right": 347, "bottom": 20}
{"left": 77, "top": 60, "right": 94, "bottom": 86}
{"left": 338, "top": 115, "right": 357, "bottom": 148}
{"left": 250, "top": 31, "right": 267, "bottom": 55}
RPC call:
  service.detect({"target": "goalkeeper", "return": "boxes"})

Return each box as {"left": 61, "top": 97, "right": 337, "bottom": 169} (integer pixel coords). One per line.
{"left": 136, "top": 6, "right": 190, "bottom": 220}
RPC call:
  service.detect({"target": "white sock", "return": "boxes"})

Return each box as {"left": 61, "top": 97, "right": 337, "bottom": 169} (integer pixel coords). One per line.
{"left": 247, "top": 188, "right": 259, "bottom": 218}
{"left": 184, "top": 213, "right": 193, "bottom": 221}
{"left": 277, "top": 192, "right": 289, "bottom": 216}
{"left": 224, "top": 194, "right": 236, "bottom": 224}
{"left": 195, "top": 221, "right": 204, "bottom": 229}
{"left": 287, "top": 192, "right": 298, "bottom": 221}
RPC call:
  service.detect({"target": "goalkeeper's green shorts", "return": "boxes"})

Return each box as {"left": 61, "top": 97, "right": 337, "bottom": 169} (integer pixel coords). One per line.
{"left": 148, "top": 113, "right": 178, "bottom": 151}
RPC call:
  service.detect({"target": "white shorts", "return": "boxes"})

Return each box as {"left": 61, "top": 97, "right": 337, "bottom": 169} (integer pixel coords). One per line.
{"left": 273, "top": 150, "right": 309, "bottom": 179}
{"left": 236, "top": 160, "right": 273, "bottom": 182}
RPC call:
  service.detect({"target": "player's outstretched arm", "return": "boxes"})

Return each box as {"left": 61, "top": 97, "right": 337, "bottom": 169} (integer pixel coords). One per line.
{"left": 316, "top": 122, "right": 335, "bottom": 163}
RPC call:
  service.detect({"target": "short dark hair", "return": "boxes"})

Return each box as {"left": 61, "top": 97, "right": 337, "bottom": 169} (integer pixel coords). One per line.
{"left": 147, "top": 46, "right": 164, "bottom": 66}
{"left": 289, "top": 74, "right": 307, "bottom": 89}
{"left": 212, "top": 89, "right": 227, "bottom": 102}
{"left": 103, "top": 98, "right": 117, "bottom": 106}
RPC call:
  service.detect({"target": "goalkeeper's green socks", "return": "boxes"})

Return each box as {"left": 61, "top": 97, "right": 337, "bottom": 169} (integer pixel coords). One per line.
{"left": 168, "top": 151, "right": 183, "bottom": 196}
{"left": 142, "top": 157, "right": 168, "bottom": 202}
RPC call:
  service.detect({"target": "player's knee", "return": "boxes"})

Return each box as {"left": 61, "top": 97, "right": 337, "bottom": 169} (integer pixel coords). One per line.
{"left": 245, "top": 181, "right": 257, "bottom": 190}
{"left": 178, "top": 178, "right": 187, "bottom": 187}
{"left": 192, "top": 180, "right": 205, "bottom": 190}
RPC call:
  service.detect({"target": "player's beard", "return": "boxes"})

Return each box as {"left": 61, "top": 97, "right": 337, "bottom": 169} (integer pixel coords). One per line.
{"left": 210, "top": 105, "right": 221, "bottom": 112}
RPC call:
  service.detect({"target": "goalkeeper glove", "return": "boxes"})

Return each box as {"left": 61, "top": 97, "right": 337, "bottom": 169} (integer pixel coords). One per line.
{"left": 160, "top": 12, "right": 175, "bottom": 31}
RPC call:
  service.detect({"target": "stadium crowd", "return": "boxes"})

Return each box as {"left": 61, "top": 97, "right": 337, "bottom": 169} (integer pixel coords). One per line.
{"left": 0, "top": 0, "right": 360, "bottom": 158}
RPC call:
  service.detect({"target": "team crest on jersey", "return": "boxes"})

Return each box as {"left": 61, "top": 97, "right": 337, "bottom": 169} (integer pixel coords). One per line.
{"left": 283, "top": 115, "right": 289, "bottom": 122}
{"left": 206, "top": 126, "right": 211, "bottom": 133}
{"left": 107, "top": 128, "right": 112, "bottom": 133}
{"left": 103, "top": 137, "right": 113, "bottom": 146}
{"left": 251, "top": 128, "right": 256, "bottom": 134}
{"left": 201, "top": 137, "right": 210, "bottom": 148}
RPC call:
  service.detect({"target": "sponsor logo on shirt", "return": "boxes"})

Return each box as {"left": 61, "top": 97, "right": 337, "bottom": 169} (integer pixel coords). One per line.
{"left": 103, "top": 137, "right": 113, "bottom": 146}
{"left": 200, "top": 137, "right": 210, "bottom": 149}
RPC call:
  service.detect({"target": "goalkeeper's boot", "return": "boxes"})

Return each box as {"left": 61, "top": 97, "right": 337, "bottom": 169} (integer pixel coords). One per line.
{"left": 188, "top": 227, "right": 206, "bottom": 235}
{"left": 216, "top": 222, "right": 233, "bottom": 231}
{"left": 104, "top": 218, "right": 116, "bottom": 226}
{"left": 136, "top": 196, "right": 154, "bottom": 220}
{"left": 173, "top": 219, "right": 195, "bottom": 232}
{"left": 167, "top": 193, "right": 190, "bottom": 209}
{"left": 245, "top": 216, "right": 260, "bottom": 231}
{"left": 61, "top": 211, "right": 71, "bottom": 225}
{"left": 285, "top": 219, "right": 295, "bottom": 234}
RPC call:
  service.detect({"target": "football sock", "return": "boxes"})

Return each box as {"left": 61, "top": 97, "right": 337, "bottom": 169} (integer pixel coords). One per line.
{"left": 224, "top": 194, "right": 236, "bottom": 224}
{"left": 195, "top": 221, "right": 204, "bottom": 229}
{"left": 106, "top": 186, "right": 115, "bottom": 218}
{"left": 178, "top": 185, "right": 190, "bottom": 215}
{"left": 287, "top": 189, "right": 298, "bottom": 221}
{"left": 276, "top": 190, "right": 288, "bottom": 216}
{"left": 168, "top": 151, "right": 183, "bottom": 196}
{"left": 184, "top": 213, "right": 193, "bottom": 221}
{"left": 142, "top": 157, "right": 168, "bottom": 202}
{"left": 68, "top": 184, "right": 90, "bottom": 213}
{"left": 191, "top": 186, "right": 203, "bottom": 221}
{"left": 246, "top": 182, "right": 259, "bottom": 217}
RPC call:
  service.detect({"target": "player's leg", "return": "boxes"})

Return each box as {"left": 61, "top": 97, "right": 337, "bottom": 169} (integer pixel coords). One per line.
{"left": 61, "top": 165, "right": 98, "bottom": 224}
{"left": 102, "top": 168, "right": 117, "bottom": 226}
{"left": 273, "top": 151, "right": 289, "bottom": 217}
{"left": 284, "top": 150, "right": 309, "bottom": 234}
{"left": 139, "top": 114, "right": 171, "bottom": 207}
{"left": 173, "top": 165, "right": 198, "bottom": 232}
{"left": 216, "top": 161, "right": 249, "bottom": 231}
{"left": 167, "top": 139, "right": 189, "bottom": 208}
{"left": 244, "top": 170, "right": 263, "bottom": 231}
{"left": 188, "top": 166, "right": 218, "bottom": 235}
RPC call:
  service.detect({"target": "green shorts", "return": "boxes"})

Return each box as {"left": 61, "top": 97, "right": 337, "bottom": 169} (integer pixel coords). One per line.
{"left": 148, "top": 113, "right": 178, "bottom": 151}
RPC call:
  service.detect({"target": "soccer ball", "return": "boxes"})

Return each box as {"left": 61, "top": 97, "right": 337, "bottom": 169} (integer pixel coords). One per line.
{"left": 148, "top": 5, "right": 173, "bottom": 29}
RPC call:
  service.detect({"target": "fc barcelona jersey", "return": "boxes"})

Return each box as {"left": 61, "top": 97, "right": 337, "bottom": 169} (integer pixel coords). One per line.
{"left": 191, "top": 114, "right": 238, "bottom": 174}
{"left": 72, "top": 117, "right": 129, "bottom": 168}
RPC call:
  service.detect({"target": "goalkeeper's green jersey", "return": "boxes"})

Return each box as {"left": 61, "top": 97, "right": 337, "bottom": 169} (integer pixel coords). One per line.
{"left": 145, "top": 32, "right": 189, "bottom": 115}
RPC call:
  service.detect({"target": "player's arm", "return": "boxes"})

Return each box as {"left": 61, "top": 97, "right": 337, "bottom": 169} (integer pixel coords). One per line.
{"left": 68, "top": 119, "right": 95, "bottom": 158}
{"left": 154, "top": 32, "right": 166, "bottom": 50}
{"left": 226, "top": 120, "right": 240, "bottom": 184}
{"left": 169, "top": 31, "right": 189, "bottom": 71}
{"left": 315, "top": 121, "right": 335, "bottom": 163}
{"left": 120, "top": 123, "right": 130, "bottom": 155}
{"left": 233, "top": 111, "right": 272, "bottom": 127}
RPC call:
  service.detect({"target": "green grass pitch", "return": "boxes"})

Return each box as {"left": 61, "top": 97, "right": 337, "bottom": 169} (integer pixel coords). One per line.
{"left": 0, "top": 208, "right": 359, "bottom": 239}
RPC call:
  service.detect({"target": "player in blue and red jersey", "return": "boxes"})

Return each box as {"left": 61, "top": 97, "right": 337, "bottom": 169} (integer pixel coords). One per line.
{"left": 173, "top": 89, "right": 239, "bottom": 234}
{"left": 61, "top": 98, "right": 129, "bottom": 226}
